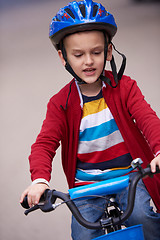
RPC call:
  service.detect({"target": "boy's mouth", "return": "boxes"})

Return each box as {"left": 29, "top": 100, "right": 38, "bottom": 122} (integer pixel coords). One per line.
{"left": 83, "top": 68, "right": 96, "bottom": 75}
{"left": 83, "top": 68, "right": 96, "bottom": 72}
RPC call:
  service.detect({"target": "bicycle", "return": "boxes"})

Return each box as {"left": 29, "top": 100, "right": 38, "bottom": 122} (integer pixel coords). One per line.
{"left": 21, "top": 158, "right": 160, "bottom": 240}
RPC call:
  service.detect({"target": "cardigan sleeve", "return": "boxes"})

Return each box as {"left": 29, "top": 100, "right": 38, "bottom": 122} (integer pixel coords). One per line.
{"left": 124, "top": 77, "right": 160, "bottom": 156}
{"left": 29, "top": 97, "right": 66, "bottom": 182}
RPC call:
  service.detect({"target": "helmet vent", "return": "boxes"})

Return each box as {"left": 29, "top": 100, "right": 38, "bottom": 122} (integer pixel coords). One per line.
{"left": 93, "top": 5, "right": 98, "bottom": 17}
{"left": 79, "top": 4, "right": 86, "bottom": 18}
{"left": 54, "top": 16, "right": 60, "bottom": 22}
{"left": 65, "top": 8, "right": 75, "bottom": 19}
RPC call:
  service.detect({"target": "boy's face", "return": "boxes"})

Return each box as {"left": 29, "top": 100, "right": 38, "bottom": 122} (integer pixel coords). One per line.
{"left": 58, "top": 30, "right": 112, "bottom": 84}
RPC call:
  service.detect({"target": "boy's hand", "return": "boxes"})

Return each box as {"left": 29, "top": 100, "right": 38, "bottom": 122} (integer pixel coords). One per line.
{"left": 20, "top": 183, "right": 49, "bottom": 208}
{"left": 150, "top": 154, "right": 160, "bottom": 173}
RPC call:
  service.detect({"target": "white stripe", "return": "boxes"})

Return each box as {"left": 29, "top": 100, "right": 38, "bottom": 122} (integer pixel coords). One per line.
{"left": 75, "top": 179, "right": 97, "bottom": 184}
{"left": 79, "top": 169, "right": 112, "bottom": 175}
{"left": 80, "top": 108, "right": 114, "bottom": 132}
{"left": 78, "top": 130, "right": 124, "bottom": 154}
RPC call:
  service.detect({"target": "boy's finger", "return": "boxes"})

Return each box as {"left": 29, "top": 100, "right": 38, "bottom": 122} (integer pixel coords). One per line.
{"left": 20, "top": 189, "right": 28, "bottom": 203}
{"left": 150, "top": 162, "right": 156, "bottom": 173}
{"left": 35, "top": 194, "right": 41, "bottom": 205}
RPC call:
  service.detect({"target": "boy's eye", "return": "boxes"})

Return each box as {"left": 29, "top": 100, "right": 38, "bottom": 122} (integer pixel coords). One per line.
{"left": 93, "top": 51, "right": 102, "bottom": 55}
{"left": 74, "top": 54, "right": 82, "bottom": 57}
{"left": 73, "top": 50, "right": 103, "bottom": 57}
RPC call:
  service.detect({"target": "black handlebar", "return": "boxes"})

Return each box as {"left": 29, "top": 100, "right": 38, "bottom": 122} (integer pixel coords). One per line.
{"left": 21, "top": 165, "right": 160, "bottom": 230}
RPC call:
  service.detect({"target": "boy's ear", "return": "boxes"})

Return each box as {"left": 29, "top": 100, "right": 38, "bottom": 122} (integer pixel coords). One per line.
{"left": 58, "top": 50, "right": 66, "bottom": 66}
{"left": 107, "top": 43, "right": 112, "bottom": 61}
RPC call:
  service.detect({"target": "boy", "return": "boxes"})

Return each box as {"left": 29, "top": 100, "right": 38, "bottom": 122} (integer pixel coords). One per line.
{"left": 20, "top": 1, "right": 160, "bottom": 239}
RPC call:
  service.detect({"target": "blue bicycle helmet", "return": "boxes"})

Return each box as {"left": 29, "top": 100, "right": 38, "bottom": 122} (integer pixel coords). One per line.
{"left": 49, "top": 0, "right": 117, "bottom": 50}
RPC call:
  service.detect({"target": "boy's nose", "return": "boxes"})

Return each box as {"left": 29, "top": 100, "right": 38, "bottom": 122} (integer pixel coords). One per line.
{"left": 85, "top": 54, "right": 94, "bottom": 65}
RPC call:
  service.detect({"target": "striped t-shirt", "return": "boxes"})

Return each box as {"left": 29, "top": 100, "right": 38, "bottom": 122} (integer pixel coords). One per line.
{"left": 75, "top": 89, "right": 133, "bottom": 186}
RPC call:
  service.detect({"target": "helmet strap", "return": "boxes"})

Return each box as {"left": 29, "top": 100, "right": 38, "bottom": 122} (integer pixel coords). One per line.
{"left": 111, "top": 42, "right": 126, "bottom": 81}
{"left": 100, "top": 42, "right": 126, "bottom": 88}
{"left": 61, "top": 42, "right": 86, "bottom": 84}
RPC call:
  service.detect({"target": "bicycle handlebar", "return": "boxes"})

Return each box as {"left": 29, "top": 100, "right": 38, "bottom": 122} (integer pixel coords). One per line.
{"left": 21, "top": 163, "right": 160, "bottom": 230}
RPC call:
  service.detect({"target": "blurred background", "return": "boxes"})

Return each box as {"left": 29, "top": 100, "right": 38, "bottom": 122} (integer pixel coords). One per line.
{"left": 0, "top": 0, "right": 160, "bottom": 239}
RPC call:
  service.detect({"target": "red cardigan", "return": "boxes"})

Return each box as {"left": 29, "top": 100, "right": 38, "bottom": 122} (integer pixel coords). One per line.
{"left": 29, "top": 71, "right": 160, "bottom": 212}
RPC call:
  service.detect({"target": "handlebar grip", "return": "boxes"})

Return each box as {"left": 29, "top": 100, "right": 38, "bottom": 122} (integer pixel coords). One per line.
{"left": 144, "top": 165, "right": 160, "bottom": 178}
{"left": 151, "top": 165, "right": 160, "bottom": 177}
{"left": 155, "top": 165, "right": 160, "bottom": 174}
{"left": 20, "top": 189, "right": 49, "bottom": 209}
{"left": 21, "top": 195, "right": 30, "bottom": 209}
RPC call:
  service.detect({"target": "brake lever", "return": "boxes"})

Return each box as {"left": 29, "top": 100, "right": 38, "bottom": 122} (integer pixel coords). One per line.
{"left": 38, "top": 189, "right": 57, "bottom": 213}
{"left": 22, "top": 189, "right": 57, "bottom": 215}
{"left": 24, "top": 204, "right": 40, "bottom": 215}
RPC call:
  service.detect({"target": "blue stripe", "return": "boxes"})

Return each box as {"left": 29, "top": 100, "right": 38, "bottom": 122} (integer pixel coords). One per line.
{"left": 76, "top": 168, "right": 133, "bottom": 181}
{"left": 79, "top": 119, "right": 118, "bottom": 141}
